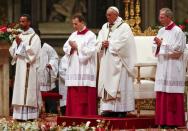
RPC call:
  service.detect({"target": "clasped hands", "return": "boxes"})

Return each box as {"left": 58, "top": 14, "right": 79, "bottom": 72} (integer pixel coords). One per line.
{"left": 46, "top": 64, "right": 52, "bottom": 70}
{"left": 154, "top": 36, "right": 182, "bottom": 59}
{"left": 153, "top": 37, "right": 162, "bottom": 47}
{"left": 102, "top": 40, "right": 109, "bottom": 50}
{"left": 69, "top": 40, "right": 78, "bottom": 55}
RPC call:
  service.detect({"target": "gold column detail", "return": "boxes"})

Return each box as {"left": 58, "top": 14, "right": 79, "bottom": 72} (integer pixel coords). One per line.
{"left": 129, "top": 0, "right": 136, "bottom": 31}
{"left": 134, "top": 0, "right": 141, "bottom": 35}
{"left": 123, "top": 0, "right": 130, "bottom": 24}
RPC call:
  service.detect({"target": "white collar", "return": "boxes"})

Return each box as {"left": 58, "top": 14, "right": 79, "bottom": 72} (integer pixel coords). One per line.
{"left": 22, "top": 28, "right": 35, "bottom": 35}
{"left": 108, "top": 17, "right": 123, "bottom": 31}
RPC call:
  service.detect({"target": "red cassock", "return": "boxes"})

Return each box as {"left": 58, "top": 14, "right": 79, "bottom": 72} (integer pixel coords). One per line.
{"left": 155, "top": 92, "right": 185, "bottom": 127}
{"left": 66, "top": 86, "right": 97, "bottom": 116}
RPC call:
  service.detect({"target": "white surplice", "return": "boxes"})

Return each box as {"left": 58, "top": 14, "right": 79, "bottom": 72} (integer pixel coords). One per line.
{"left": 38, "top": 43, "right": 59, "bottom": 91}
{"left": 9, "top": 28, "right": 41, "bottom": 120}
{"left": 96, "top": 17, "right": 137, "bottom": 112}
{"left": 153, "top": 26, "right": 186, "bottom": 93}
{"left": 63, "top": 29, "right": 97, "bottom": 87}
{"left": 59, "top": 55, "right": 69, "bottom": 107}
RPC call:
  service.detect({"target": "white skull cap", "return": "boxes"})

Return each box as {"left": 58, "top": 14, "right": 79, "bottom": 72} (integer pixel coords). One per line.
{"left": 109, "top": 6, "right": 119, "bottom": 14}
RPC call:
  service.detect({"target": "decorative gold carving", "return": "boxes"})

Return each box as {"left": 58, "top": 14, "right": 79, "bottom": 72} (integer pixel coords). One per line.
{"left": 129, "top": 0, "right": 135, "bottom": 30}
{"left": 134, "top": 0, "right": 141, "bottom": 35}
{"left": 143, "top": 27, "right": 157, "bottom": 36}
{"left": 135, "top": 99, "right": 155, "bottom": 110}
{"left": 135, "top": 89, "right": 187, "bottom": 111}
{"left": 123, "top": 0, "right": 130, "bottom": 24}
{"left": 123, "top": 0, "right": 158, "bottom": 36}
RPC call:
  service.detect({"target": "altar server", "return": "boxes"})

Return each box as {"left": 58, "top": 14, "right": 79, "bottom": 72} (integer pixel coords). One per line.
{"left": 63, "top": 14, "right": 97, "bottom": 116}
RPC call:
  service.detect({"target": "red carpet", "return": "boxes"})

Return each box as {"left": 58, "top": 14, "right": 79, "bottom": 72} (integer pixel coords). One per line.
{"left": 57, "top": 114, "right": 155, "bottom": 129}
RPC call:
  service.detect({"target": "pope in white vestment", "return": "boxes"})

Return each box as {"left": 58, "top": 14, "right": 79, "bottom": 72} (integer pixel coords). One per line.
{"left": 153, "top": 8, "right": 186, "bottom": 127}
{"left": 97, "top": 6, "right": 137, "bottom": 117}
{"left": 38, "top": 43, "right": 59, "bottom": 91}
{"left": 9, "top": 15, "right": 41, "bottom": 120}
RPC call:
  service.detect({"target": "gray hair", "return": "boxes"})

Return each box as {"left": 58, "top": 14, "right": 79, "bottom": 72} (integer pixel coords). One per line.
{"left": 160, "top": 8, "right": 174, "bottom": 19}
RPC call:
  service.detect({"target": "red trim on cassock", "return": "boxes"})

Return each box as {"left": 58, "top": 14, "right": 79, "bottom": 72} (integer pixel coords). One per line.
{"left": 77, "top": 28, "right": 89, "bottom": 35}
{"left": 165, "top": 23, "right": 176, "bottom": 30}
{"left": 66, "top": 86, "right": 97, "bottom": 116}
{"left": 155, "top": 92, "right": 185, "bottom": 127}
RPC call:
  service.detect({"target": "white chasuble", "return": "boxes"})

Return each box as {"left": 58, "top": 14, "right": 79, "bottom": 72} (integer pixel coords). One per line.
{"left": 96, "top": 17, "right": 137, "bottom": 112}
{"left": 9, "top": 28, "right": 41, "bottom": 107}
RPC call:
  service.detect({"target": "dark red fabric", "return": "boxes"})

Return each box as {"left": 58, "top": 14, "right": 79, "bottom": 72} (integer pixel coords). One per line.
{"left": 77, "top": 28, "right": 89, "bottom": 35}
{"left": 155, "top": 46, "right": 160, "bottom": 56}
{"left": 41, "top": 92, "right": 62, "bottom": 100}
{"left": 165, "top": 22, "right": 176, "bottom": 30}
{"left": 66, "top": 86, "right": 97, "bottom": 116}
{"left": 57, "top": 115, "right": 155, "bottom": 129}
{"left": 155, "top": 92, "right": 185, "bottom": 126}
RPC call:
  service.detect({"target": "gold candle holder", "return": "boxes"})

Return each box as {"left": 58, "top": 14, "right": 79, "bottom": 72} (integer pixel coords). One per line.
{"left": 134, "top": 0, "right": 142, "bottom": 35}
{"left": 129, "top": 0, "right": 136, "bottom": 31}
{"left": 123, "top": 0, "right": 130, "bottom": 24}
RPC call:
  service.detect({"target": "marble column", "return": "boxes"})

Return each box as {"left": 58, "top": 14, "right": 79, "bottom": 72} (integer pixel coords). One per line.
{"left": 0, "top": 42, "right": 10, "bottom": 117}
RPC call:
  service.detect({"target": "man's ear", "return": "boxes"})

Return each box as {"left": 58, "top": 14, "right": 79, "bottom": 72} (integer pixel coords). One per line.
{"left": 28, "top": 21, "right": 31, "bottom": 26}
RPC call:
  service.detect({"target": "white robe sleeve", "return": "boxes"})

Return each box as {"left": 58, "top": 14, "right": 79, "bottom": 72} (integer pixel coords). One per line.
{"left": 78, "top": 33, "right": 96, "bottom": 63}
{"left": 63, "top": 33, "right": 74, "bottom": 55}
{"left": 168, "top": 31, "right": 186, "bottom": 52}
{"left": 152, "top": 44, "right": 158, "bottom": 56}
{"left": 59, "top": 56, "right": 68, "bottom": 107}
{"left": 59, "top": 55, "right": 68, "bottom": 79}
{"left": 96, "top": 29, "right": 104, "bottom": 52}
{"left": 9, "top": 40, "right": 17, "bottom": 57}
{"left": 25, "top": 34, "right": 41, "bottom": 64}
{"left": 48, "top": 46, "right": 59, "bottom": 79}
{"left": 96, "top": 29, "right": 106, "bottom": 63}
{"left": 109, "top": 25, "right": 133, "bottom": 55}
{"left": 9, "top": 40, "right": 18, "bottom": 65}
{"left": 155, "top": 29, "right": 186, "bottom": 56}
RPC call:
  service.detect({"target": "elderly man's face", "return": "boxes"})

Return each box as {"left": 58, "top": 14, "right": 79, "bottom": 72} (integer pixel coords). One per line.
{"left": 106, "top": 9, "right": 118, "bottom": 24}
{"left": 158, "top": 11, "right": 171, "bottom": 26}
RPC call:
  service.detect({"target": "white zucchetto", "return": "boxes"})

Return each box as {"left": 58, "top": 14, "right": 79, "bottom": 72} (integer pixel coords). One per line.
{"left": 109, "top": 6, "right": 119, "bottom": 14}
